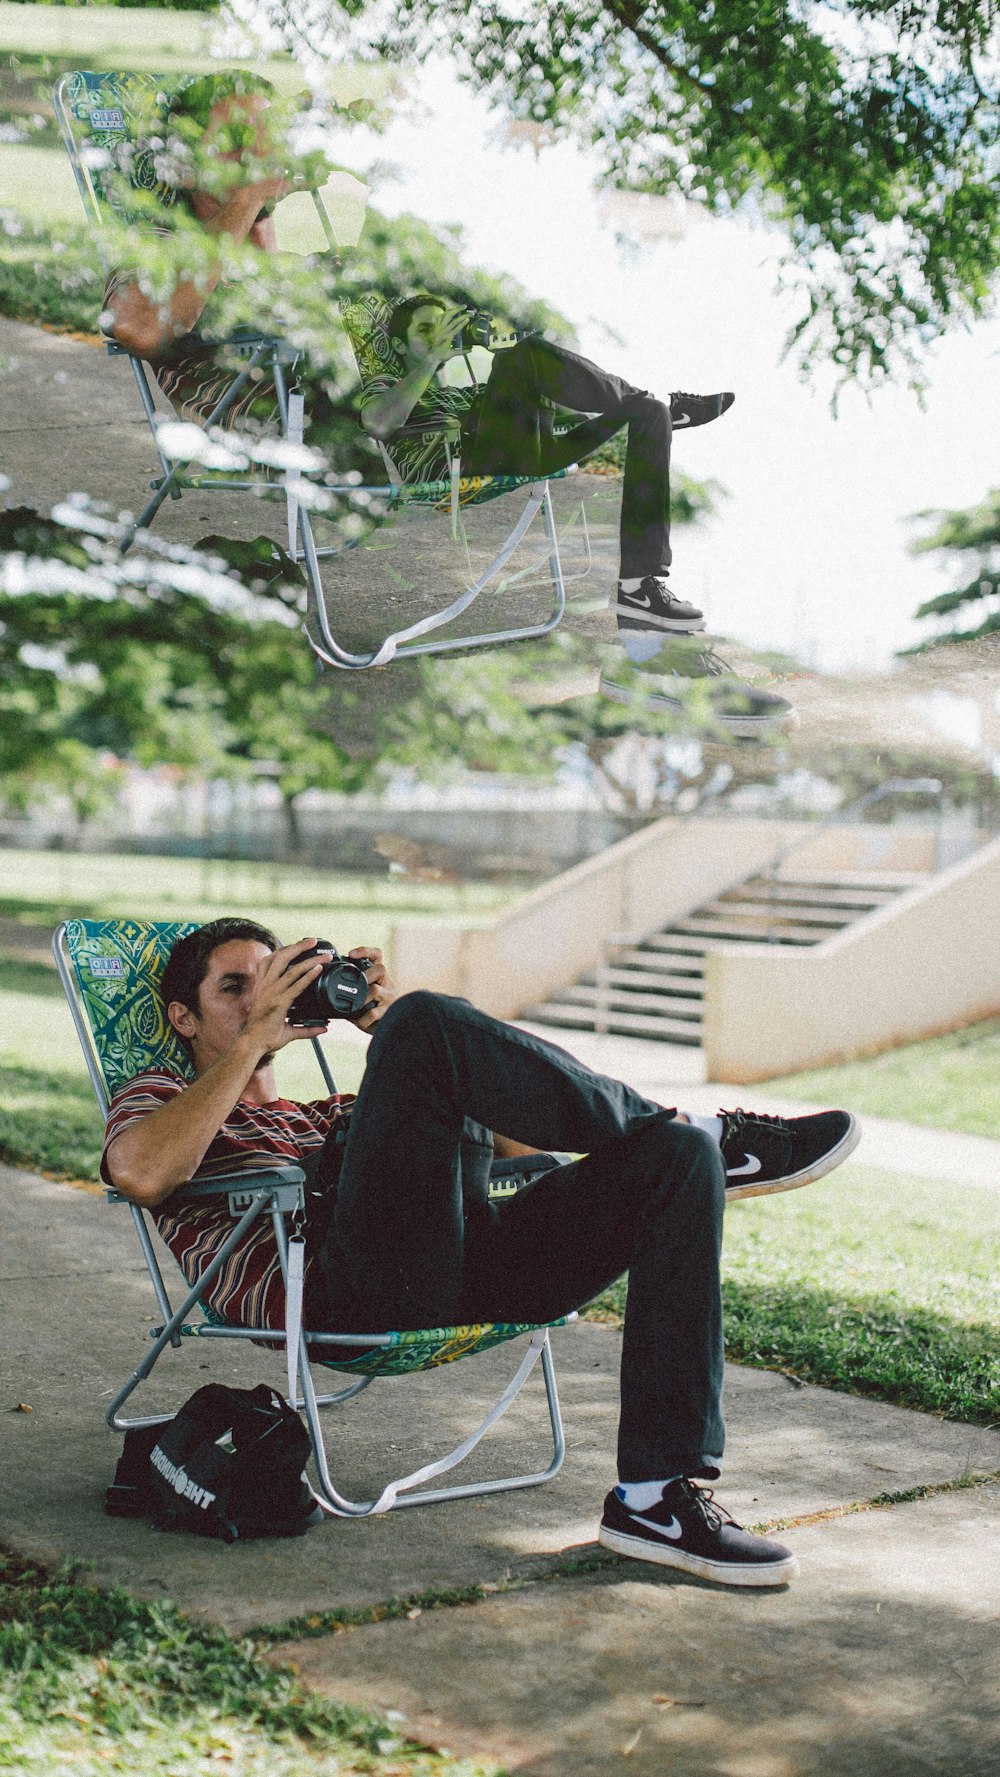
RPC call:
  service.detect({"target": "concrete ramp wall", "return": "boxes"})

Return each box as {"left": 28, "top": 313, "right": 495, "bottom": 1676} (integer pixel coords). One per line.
{"left": 391, "top": 815, "right": 937, "bottom": 1021}
{"left": 702, "top": 833, "right": 1000, "bottom": 1083}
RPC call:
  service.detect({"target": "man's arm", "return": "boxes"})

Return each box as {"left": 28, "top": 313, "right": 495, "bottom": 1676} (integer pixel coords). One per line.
{"left": 104, "top": 940, "right": 327, "bottom": 1208}
{"left": 105, "top": 181, "right": 288, "bottom": 360}
{"left": 360, "top": 302, "right": 472, "bottom": 441}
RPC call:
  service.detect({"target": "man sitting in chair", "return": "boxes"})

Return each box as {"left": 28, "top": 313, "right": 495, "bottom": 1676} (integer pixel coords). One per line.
{"left": 103, "top": 77, "right": 724, "bottom": 646}
{"left": 103, "top": 73, "right": 323, "bottom": 434}
{"left": 360, "top": 294, "right": 734, "bottom": 647}
{"left": 103, "top": 916, "right": 861, "bottom": 1589}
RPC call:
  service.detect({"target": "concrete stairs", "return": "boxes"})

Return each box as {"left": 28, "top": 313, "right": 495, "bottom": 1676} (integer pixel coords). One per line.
{"left": 523, "top": 868, "right": 928, "bottom": 1046}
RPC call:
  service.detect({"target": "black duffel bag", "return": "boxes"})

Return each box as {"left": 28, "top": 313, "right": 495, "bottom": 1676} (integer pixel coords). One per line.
{"left": 106, "top": 1383, "right": 323, "bottom": 1543}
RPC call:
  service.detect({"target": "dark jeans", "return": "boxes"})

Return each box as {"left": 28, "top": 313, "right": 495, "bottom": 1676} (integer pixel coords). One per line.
{"left": 310, "top": 991, "right": 725, "bottom": 1482}
{"left": 460, "top": 338, "right": 673, "bottom": 581}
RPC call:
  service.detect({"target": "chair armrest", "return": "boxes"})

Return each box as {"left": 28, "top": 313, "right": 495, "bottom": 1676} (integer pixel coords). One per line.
{"left": 106, "top": 1165, "right": 306, "bottom": 1214}
{"left": 176, "top": 1166, "right": 306, "bottom": 1199}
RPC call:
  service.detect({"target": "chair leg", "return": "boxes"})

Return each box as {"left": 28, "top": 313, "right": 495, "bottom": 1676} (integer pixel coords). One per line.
{"left": 304, "top": 1328, "right": 567, "bottom": 1518}
{"left": 105, "top": 1193, "right": 274, "bottom": 1431}
{"left": 305, "top": 479, "right": 568, "bottom": 671}
{"left": 118, "top": 343, "right": 273, "bottom": 555}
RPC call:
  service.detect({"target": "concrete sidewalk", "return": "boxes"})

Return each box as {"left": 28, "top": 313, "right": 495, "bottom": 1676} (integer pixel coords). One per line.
{"left": 2, "top": 1155, "right": 998, "bottom": 1775}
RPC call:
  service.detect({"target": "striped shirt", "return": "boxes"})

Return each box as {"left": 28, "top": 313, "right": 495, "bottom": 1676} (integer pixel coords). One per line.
{"left": 103, "top": 194, "right": 283, "bottom": 431}
{"left": 101, "top": 1068, "right": 354, "bottom": 1329}
{"left": 357, "top": 374, "right": 480, "bottom": 484}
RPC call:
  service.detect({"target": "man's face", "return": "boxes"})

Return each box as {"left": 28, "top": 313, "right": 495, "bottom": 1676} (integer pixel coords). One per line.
{"left": 188, "top": 92, "right": 280, "bottom": 247}
{"left": 404, "top": 302, "right": 451, "bottom": 364}
{"left": 169, "top": 938, "right": 275, "bottom": 1073}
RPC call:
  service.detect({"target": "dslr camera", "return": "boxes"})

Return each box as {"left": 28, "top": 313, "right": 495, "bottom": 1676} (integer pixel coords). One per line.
{"left": 454, "top": 308, "right": 496, "bottom": 352}
{"left": 286, "top": 942, "right": 374, "bottom": 1026}
{"left": 454, "top": 309, "right": 540, "bottom": 354}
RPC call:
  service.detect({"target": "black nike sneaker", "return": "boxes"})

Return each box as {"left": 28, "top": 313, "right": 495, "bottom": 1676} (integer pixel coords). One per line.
{"left": 718, "top": 1107, "right": 860, "bottom": 1200}
{"left": 599, "top": 1478, "right": 797, "bottom": 1586}
{"left": 615, "top": 577, "right": 706, "bottom": 632}
{"left": 669, "top": 391, "right": 735, "bottom": 429}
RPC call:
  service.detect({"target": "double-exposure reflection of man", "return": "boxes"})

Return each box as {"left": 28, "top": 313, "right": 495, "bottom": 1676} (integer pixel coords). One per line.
{"left": 360, "top": 292, "right": 735, "bottom": 645}
{"left": 104, "top": 75, "right": 794, "bottom": 728}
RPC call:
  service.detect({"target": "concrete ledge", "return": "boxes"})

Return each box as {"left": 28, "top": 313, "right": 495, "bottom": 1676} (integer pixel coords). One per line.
{"left": 704, "top": 833, "right": 1000, "bottom": 1080}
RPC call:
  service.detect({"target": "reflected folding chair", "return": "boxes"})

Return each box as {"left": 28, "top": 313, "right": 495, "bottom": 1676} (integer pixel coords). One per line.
{"left": 298, "top": 290, "right": 594, "bottom": 670}
{"left": 53, "top": 917, "right": 572, "bottom": 1516}
{"left": 54, "top": 70, "right": 590, "bottom": 669}
{"left": 52, "top": 69, "right": 326, "bottom": 562}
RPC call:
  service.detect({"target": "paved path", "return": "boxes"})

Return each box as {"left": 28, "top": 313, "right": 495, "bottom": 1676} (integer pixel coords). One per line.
{"left": 0, "top": 313, "right": 618, "bottom": 731}
{"left": 2, "top": 1156, "right": 998, "bottom": 1775}
{"left": 516, "top": 1023, "right": 1000, "bottom": 1188}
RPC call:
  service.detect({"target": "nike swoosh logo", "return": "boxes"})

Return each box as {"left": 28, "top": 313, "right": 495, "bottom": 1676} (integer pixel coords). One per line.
{"left": 624, "top": 591, "right": 654, "bottom": 607}
{"left": 633, "top": 1512, "right": 684, "bottom": 1541}
{"left": 671, "top": 413, "right": 692, "bottom": 426}
{"left": 726, "top": 1153, "right": 763, "bottom": 1178}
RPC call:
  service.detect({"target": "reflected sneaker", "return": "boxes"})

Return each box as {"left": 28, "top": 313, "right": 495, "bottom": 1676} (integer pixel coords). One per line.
{"left": 599, "top": 1478, "right": 798, "bottom": 1586}
{"left": 599, "top": 656, "right": 797, "bottom": 736}
{"left": 719, "top": 1107, "right": 860, "bottom": 1200}
{"left": 669, "top": 390, "right": 735, "bottom": 429}
{"left": 615, "top": 578, "right": 706, "bottom": 632}
{"left": 690, "top": 644, "right": 798, "bottom": 735}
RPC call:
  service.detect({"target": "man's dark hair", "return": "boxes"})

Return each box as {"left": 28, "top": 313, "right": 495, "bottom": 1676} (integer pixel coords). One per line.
{"left": 160, "top": 918, "right": 280, "bottom": 1026}
{"left": 387, "top": 293, "right": 449, "bottom": 349}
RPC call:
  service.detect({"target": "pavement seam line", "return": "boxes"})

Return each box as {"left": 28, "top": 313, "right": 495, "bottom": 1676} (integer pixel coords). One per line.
{"left": 254, "top": 1467, "right": 1000, "bottom": 1646}
{"left": 754, "top": 1464, "right": 1000, "bottom": 1535}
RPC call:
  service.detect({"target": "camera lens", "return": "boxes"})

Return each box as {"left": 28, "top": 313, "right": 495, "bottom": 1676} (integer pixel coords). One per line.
{"left": 287, "top": 943, "right": 372, "bottom": 1025}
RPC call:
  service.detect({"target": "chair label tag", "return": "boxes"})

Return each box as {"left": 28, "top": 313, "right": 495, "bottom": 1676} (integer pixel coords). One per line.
{"left": 88, "top": 956, "right": 124, "bottom": 977}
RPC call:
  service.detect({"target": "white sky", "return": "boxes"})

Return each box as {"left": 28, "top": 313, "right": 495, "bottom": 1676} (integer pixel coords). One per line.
{"left": 339, "top": 56, "right": 997, "bottom": 676}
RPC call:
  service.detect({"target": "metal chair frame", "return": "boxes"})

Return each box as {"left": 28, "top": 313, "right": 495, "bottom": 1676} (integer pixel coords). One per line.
{"left": 53, "top": 918, "right": 571, "bottom": 1516}
{"left": 53, "top": 69, "right": 590, "bottom": 670}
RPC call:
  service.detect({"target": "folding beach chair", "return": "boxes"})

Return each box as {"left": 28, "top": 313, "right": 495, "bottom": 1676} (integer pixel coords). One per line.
{"left": 53, "top": 917, "right": 572, "bottom": 1516}
{"left": 52, "top": 70, "right": 327, "bottom": 562}
{"left": 54, "top": 71, "right": 588, "bottom": 670}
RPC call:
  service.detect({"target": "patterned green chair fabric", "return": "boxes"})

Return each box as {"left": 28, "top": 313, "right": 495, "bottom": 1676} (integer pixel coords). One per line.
{"left": 341, "top": 291, "right": 569, "bottom": 512}
{"left": 192, "top": 1311, "right": 563, "bottom": 1376}
{"left": 62, "top": 917, "right": 196, "bottom": 1107}
{"left": 56, "top": 70, "right": 187, "bottom": 228}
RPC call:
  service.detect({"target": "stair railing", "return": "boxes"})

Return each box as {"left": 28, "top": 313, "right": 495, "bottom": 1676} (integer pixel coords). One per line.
{"left": 760, "top": 778, "right": 942, "bottom": 944}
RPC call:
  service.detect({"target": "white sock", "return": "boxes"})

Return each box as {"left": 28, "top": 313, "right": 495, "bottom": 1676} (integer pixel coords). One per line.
{"left": 616, "top": 1478, "right": 682, "bottom": 1510}
{"left": 683, "top": 1112, "right": 724, "bottom": 1145}
{"left": 619, "top": 575, "right": 667, "bottom": 592}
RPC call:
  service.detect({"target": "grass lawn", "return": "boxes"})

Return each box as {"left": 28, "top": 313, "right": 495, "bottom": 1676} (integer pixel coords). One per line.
{"left": 765, "top": 1018, "right": 1000, "bottom": 1141}
{"left": 587, "top": 1164, "right": 999, "bottom": 1427}
{"left": 0, "top": 1546, "right": 497, "bottom": 1777}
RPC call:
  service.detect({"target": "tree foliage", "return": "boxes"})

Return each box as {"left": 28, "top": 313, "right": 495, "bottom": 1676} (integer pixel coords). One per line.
{"left": 0, "top": 504, "right": 369, "bottom": 843}
{"left": 288, "top": 0, "right": 1000, "bottom": 389}
{"left": 907, "top": 487, "right": 1000, "bottom": 645}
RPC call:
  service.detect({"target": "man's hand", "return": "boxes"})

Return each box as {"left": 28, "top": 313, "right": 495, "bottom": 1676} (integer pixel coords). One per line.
{"left": 242, "top": 938, "right": 331, "bottom": 1052}
{"left": 407, "top": 302, "right": 475, "bottom": 370}
{"left": 348, "top": 946, "right": 398, "bottom": 1032}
